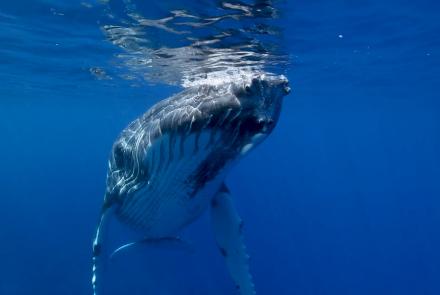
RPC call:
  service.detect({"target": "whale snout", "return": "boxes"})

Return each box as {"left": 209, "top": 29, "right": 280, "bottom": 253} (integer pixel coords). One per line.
{"left": 245, "top": 74, "right": 291, "bottom": 98}
{"left": 268, "top": 76, "right": 291, "bottom": 95}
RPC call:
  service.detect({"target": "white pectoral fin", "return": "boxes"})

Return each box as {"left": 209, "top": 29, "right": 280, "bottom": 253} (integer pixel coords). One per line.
{"left": 110, "top": 236, "right": 194, "bottom": 259}
{"left": 92, "top": 203, "right": 113, "bottom": 295}
{"left": 210, "top": 184, "right": 256, "bottom": 295}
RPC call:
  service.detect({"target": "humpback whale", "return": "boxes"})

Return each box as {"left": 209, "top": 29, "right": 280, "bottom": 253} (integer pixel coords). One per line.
{"left": 92, "top": 74, "right": 290, "bottom": 294}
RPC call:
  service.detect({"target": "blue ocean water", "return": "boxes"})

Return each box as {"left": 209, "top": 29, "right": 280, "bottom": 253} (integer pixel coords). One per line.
{"left": 1, "top": 0, "right": 439, "bottom": 294}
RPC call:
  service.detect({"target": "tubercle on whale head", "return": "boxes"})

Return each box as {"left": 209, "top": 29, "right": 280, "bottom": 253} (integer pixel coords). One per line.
{"left": 235, "top": 74, "right": 290, "bottom": 96}
{"left": 231, "top": 74, "right": 290, "bottom": 136}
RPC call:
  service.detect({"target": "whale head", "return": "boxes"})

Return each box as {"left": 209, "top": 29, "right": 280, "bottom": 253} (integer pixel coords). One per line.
{"left": 230, "top": 74, "right": 290, "bottom": 154}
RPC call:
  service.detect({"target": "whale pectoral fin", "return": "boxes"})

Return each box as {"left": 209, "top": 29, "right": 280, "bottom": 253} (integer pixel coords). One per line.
{"left": 92, "top": 203, "right": 113, "bottom": 295}
{"left": 110, "top": 236, "right": 194, "bottom": 259}
{"left": 210, "top": 184, "right": 255, "bottom": 295}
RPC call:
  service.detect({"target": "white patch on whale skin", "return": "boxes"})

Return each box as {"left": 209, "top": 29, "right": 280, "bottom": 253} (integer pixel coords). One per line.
{"left": 240, "top": 133, "right": 266, "bottom": 155}
{"left": 240, "top": 143, "right": 254, "bottom": 155}
{"left": 251, "top": 133, "right": 265, "bottom": 143}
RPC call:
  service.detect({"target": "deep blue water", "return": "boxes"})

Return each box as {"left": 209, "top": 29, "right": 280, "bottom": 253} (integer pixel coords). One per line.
{"left": 1, "top": 1, "right": 440, "bottom": 294}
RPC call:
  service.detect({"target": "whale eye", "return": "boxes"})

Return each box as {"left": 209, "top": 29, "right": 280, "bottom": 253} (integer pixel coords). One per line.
{"left": 255, "top": 119, "right": 267, "bottom": 132}
{"left": 245, "top": 85, "right": 252, "bottom": 94}
{"left": 240, "top": 117, "right": 266, "bottom": 135}
{"left": 266, "top": 118, "right": 274, "bottom": 128}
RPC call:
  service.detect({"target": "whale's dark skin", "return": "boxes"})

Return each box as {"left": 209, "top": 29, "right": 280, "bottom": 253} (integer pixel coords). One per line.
{"left": 92, "top": 75, "right": 290, "bottom": 295}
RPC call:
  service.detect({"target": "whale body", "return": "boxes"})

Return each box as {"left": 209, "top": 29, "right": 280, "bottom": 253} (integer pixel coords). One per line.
{"left": 92, "top": 75, "right": 290, "bottom": 295}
